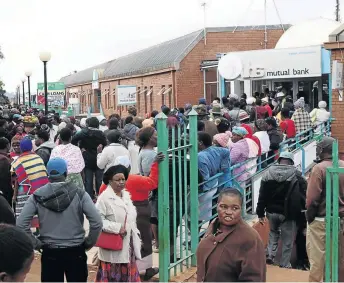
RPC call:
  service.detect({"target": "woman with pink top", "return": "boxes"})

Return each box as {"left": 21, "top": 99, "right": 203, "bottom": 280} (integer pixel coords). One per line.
{"left": 50, "top": 128, "right": 85, "bottom": 189}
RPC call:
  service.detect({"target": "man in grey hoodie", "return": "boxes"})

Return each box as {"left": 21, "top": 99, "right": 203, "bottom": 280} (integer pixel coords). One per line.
{"left": 256, "top": 152, "right": 307, "bottom": 269}
{"left": 35, "top": 129, "right": 56, "bottom": 166}
{"left": 17, "top": 157, "right": 102, "bottom": 282}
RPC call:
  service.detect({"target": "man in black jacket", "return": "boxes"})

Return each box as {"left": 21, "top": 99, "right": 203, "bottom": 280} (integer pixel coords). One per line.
{"left": 266, "top": 117, "right": 283, "bottom": 164}
{"left": 256, "top": 151, "right": 307, "bottom": 268}
{"left": 72, "top": 117, "right": 107, "bottom": 200}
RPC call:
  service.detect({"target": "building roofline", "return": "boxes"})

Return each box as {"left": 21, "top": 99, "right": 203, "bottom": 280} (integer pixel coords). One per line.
{"left": 60, "top": 24, "right": 289, "bottom": 87}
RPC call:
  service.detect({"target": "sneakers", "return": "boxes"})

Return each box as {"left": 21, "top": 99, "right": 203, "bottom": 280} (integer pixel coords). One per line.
{"left": 153, "top": 246, "right": 159, "bottom": 253}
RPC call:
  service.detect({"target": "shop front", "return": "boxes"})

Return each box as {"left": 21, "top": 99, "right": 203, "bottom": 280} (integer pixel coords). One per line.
{"left": 202, "top": 45, "right": 331, "bottom": 109}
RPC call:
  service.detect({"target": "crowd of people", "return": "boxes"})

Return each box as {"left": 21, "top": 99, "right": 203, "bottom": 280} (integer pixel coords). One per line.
{"left": 0, "top": 88, "right": 333, "bottom": 282}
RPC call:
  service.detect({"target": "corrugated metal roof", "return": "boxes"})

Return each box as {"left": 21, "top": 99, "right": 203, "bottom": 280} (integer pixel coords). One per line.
{"left": 60, "top": 25, "right": 290, "bottom": 87}
{"left": 103, "top": 29, "right": 204, "bottom": 79}
{"left": 59, "top": 61, "right": 113, "bottom": 87}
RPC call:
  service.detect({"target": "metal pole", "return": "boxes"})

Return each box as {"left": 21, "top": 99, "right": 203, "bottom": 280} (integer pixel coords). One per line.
{"left": 27, "top": 76, "right": 31, "bottom": 108}
{"left": 43, "top": 61, "right": 48, "bottom": 114}
{"left": 157, "top": 112, "right": 169, "bottom": 282}
{"left": 336, "top": 0, "right": 340, "bottom": 22}
{"left": 22, "top": 82, "right": 25, "bottom": 106}
{"left": 188, "top": 109, "right": 199, "bottom": 266}
{"left": 201, "top": 2, "right": 207, "bottom": 45}
{"left": 18, "top": 86, "right": 20, "bottom": 105}
{"left": 264, "top": 0, "right": 268, "bottom": 49}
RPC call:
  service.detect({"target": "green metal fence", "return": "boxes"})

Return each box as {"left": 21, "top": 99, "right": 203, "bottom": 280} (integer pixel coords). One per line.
{"left": 157, "top": 114, "right": 332, "bottom": 281}
{"left": 325, "top": 140, "right": 340, "bottom": 282}
{"left": 157, "top": 110, "right": 199, "bottom": 282}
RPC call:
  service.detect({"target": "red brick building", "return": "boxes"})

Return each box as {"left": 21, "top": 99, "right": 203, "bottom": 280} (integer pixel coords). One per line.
{"left": 60, "top": 25, "right": 288, "bottom": 117}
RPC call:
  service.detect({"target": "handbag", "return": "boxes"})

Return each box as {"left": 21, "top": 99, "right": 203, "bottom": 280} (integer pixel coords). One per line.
{"left": 95, "top": 214, "right": 127, "bottom": 251}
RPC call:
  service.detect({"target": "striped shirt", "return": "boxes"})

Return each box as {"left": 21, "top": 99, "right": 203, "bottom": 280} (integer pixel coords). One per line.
{"left": 11, "top": 152, "right": 49, "bottom": 194}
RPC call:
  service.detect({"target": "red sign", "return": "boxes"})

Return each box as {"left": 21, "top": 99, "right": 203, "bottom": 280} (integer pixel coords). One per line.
{"left": 37, "top": 95, "right": 45, "bottom": 105}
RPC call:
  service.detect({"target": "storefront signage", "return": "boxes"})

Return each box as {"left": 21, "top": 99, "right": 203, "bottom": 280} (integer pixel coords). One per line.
{"left": 219, "top": 45, "right": 322, "bottom": 80}
{"left": 117, "top": 85, "right": 136, "bottom": 106}
{"left": 37, "top": 82, "right": 65, "bottom": 106}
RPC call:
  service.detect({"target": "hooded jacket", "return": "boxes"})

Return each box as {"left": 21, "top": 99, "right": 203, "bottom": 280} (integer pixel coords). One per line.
{"left": 256, "top": 164, "right": 307, "bottom": 220}
{"left": 72, "top": 127, "right": 107, "bottom": 169}
{"left": 35, "top": 141, "right": 56, "bottom": 166}
{"left": 123, "top": 123, "right": 139, "bottom": 141}
{"left": 17, "top": 180, "right": 102, "bottom": 249}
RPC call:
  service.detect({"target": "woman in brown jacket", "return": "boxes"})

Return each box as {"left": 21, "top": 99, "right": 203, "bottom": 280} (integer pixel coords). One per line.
{"left": 196, "top": 188, "right": 266, "bottom": 282}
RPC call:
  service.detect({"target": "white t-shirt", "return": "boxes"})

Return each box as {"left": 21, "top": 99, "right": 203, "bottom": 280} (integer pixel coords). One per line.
{"left": 253, "top": 131, "right": 271, "bottom": 154}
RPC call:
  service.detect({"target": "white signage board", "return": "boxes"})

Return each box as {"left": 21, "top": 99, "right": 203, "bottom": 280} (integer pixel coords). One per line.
{"left": 117, "top": 85, "right": 136, "bottom": 106}
{"left": 332, "top": 60, "right": 344, "bottom": 89}
{"left": 219, "top": 45, "right": 322, "bottom": 80}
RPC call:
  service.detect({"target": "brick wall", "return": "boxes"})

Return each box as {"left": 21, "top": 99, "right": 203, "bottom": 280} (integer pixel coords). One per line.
{"left": 324, "top": 43, "right": 344, "bottom": 153}
{"left": 176, "top": 29, "right": 285, "bottom": 107}
{"left": 99, "top": 72, "right": 173, "bottom": 118}
{"left": 66, "top": 29, "right": 285, "bottom": 118}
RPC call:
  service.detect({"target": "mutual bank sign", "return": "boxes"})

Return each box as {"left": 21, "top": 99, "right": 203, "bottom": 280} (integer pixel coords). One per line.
{"left": 242, "top": 67, "right": 313, "bottom": 79}
{"left": 226, "top": 45, "right": 322, "bottom": 80}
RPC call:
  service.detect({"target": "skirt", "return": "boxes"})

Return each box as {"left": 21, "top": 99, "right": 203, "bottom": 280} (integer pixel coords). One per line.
{"left": 66, "top": 173, "right": 84, "bottom": 190}
{"left": 95, "top": 239, "right": 141, "bottom": 282}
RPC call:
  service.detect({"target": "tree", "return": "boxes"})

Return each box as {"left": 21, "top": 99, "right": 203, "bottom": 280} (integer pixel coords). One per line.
{"left": 0, "top": 46, "right": 3, "bottom": 60}
{"left": 0, "top": 81, "right": 9, "bottom": 104}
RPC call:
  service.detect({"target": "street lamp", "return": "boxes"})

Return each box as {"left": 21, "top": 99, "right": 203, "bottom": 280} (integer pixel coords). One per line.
{"left": 21, "top": 77, "right": 26, "bottom": 106}
{"left": 17, "top": 85, "right": 20, "bottom": 105}
{"left": 25, "top": 71, "right": 32, "bottom": 108}
{"left": 39, "top": 51, "right": 51, "bottom": 114}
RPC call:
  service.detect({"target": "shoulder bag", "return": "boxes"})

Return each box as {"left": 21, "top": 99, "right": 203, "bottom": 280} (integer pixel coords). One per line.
{"left": 95, "top": 214, "right": 127, "bottom": 250}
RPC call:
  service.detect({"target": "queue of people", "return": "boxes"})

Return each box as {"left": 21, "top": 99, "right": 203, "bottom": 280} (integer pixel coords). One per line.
{"left": 0, "top": 91, "right": 333, "bottom": 283}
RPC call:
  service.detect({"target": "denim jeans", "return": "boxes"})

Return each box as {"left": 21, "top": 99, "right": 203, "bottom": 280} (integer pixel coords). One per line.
{"left": 84, "top": 168, "right": 103, "bottom": 199}
{"left": 266, "top": 212, "right": 296, "bottom": 267}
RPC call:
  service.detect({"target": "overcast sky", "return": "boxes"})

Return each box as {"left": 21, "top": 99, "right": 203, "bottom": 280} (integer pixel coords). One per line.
{"left": 0, "top": 0, "right": 337, "bottom": 93}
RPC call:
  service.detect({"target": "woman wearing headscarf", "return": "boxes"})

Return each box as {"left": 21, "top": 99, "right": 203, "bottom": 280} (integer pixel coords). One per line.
{"left": 10, "top": 134, "right": 24, "bottom": 161}
{"left": 213, "top": 131, "right": 232, "bottom": 148}
{"left": 309, "top": 101, "right": 330, "bottom": 133}
{"left": 97, "top": 154, "right": 163, "bottom": 280}
{"left": 291, "top": 97, "right": 312, "bottom": 135}
{"left": 95, "top": 165, "right": 142, "bottom": 282}
{"left": 241, "top": 124, "right": 260, "bottom": 176}
{"left": 197, "top": 188, "right": 266, "bottom": 282}
{"left": 229, "top": 127, "right": 250, "bottom": 184}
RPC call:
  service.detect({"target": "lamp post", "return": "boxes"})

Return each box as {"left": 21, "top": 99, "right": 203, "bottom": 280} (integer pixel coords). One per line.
{"left": 21, "top": 78, "right": 26, "bottom": 106}
{"left": 39, "top": 51, "right": 51, "bottom": 114}
{"left": 17, "top": 85, "right": 20, "bottom": 105}
{"left": 25, "top": 71, "right": 32, "bottom": 108}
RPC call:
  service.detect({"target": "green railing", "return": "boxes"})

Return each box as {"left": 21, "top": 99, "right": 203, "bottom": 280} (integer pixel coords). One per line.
{"left": 157, "top": 116, "right": 332, "bottom": 281}
{"left": 157, "top": 110, "right": 199, "bottom": 282}
{"left": 325, "top": 140, "right": 340, "bottom": 282}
